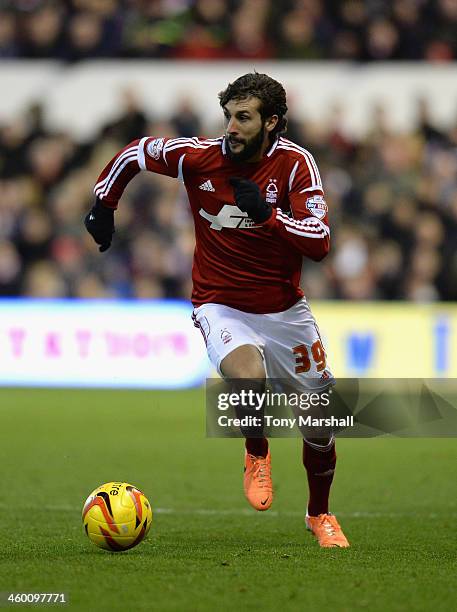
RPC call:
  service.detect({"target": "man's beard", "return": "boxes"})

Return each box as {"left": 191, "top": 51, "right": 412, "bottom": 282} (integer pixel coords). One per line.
{"left": 226, "top": 125, "right": 266, "bottom": 162}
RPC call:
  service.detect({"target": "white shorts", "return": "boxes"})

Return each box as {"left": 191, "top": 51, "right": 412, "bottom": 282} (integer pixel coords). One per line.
{"left": 192, "top": 298, "right": 334, "bottom": 392}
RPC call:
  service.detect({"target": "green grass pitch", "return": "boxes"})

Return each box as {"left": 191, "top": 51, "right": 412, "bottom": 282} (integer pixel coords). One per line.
{"left": 0, "top": 388, "right": 456, "bottom": 611}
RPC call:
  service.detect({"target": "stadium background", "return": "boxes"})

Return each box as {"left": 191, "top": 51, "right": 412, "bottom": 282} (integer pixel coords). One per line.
{"left": 1, "top": 3, "right": 457, "bottom": 382}
{"left": 1, "top": 2, "right": 456, "bottom": 611}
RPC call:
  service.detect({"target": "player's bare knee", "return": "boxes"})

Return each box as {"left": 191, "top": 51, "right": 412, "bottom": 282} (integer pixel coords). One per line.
{"left": 220, "top": 344, "right": 266, "bottom": 380}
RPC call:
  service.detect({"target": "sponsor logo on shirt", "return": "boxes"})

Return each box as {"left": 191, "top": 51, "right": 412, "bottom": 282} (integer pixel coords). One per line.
{"left": 199, "top": 204, "right": 259, "bottom": 231}
{"left": 147, "top": 138, "right": 165, "bottom": 160}
{"left": 199, "top": 180, "right": 215, "bottom": 192}
{"left": 306, "top": 195, "right": 327, "bottom": 219}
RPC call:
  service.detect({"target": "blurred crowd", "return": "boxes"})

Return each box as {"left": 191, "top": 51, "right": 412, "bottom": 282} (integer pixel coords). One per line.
{"left": 0, "top": 0, "right": 456, "bottom": 61}
{"left": 0, "top": 92, "right": 456, "bottom": 302}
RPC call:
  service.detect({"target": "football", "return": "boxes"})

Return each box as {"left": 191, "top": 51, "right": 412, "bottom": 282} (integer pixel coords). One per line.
{"left": 82, "top": 482, "right": 152, "bottom": 551}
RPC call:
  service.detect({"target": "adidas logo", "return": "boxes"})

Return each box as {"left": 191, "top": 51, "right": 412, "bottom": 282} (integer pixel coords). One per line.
{"left": 199, "top": 180, "right": 215, "bottom": 192}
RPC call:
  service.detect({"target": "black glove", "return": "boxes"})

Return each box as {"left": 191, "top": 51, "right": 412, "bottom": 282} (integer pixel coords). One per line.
{"left": 84, "top": 199, "right": 115, "bottom": 252}
{"left": 229, "top": 178, "right": 272, "bottom": 224}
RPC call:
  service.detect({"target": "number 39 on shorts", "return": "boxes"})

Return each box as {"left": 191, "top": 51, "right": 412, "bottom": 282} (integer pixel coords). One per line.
{"left": 292, "top": 340, "right": 326, "bottom": 373}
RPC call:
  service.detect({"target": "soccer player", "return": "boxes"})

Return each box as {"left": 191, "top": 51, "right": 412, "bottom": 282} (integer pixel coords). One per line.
{"left": 85, "top": 73, "right": 349, "bottom": 548}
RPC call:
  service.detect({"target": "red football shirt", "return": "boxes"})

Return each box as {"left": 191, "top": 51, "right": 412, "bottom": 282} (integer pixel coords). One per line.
{"left": 94, "top": 136, "right": 330, "bottom": 314}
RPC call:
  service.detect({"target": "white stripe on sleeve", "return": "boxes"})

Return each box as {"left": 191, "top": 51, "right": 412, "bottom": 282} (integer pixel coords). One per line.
{"left": 138, "top": 137, "right": 148, "bottom": 170}
{"left": 94, "top": 145, "right": 138, "bottom": 192}
{"left": 177, "top": 154, "right": 186, "bottom": 181}
{"left": 288, "top": 160, "right": 299, "bottom": 192}
{"left": 95, "top": 152, "right": 138, "bottom": 199}
{"left": 276, "top": 209, "right": 330, "bottom": 237}
{"left": 278, "top": 139, "right": 323, "bottom": 187}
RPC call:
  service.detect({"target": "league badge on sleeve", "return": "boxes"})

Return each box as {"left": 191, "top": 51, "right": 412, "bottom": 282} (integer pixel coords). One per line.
{"left": 147, "top": 138, "right": 165, "bottom": 160}
{"left": 306, "top": 195, "right": 328, "bottom": 219}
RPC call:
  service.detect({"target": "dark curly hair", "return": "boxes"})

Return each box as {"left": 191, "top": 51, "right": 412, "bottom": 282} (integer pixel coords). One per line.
{"left": 219, "top": 72, "right": 288, "bottom": 141}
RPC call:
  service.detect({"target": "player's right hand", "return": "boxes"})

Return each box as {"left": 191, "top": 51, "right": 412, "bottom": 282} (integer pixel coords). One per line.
{"left": 84, "top": 199, "right": 115, "bottom": 252}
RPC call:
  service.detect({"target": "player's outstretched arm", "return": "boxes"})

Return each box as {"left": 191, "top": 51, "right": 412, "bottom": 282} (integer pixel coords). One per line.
{"left": 84, "top": 138, "right": 142, "bottom": 251}
{"left": 84, "top": 136, "right": 205, "bottom": 251}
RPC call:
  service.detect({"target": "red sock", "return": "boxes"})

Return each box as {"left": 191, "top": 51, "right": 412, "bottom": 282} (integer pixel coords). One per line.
{"left": 302, "top": 438, "right": 336, "bottom": 516}
{"left": 245, "top": 437, "right": 269, "bottom": 457}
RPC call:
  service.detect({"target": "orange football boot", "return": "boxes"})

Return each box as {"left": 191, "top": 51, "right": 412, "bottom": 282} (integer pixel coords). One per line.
{"left": 243, "top": 450, "right": 273, "bottom": 511}
{"left": 306, "top": 513, "right": 350, "bottom": 548}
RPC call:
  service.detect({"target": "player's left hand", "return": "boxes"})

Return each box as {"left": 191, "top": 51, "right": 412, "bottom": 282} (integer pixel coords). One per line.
{"left": 230, "top": 178, "right": 272, "bottom": 224}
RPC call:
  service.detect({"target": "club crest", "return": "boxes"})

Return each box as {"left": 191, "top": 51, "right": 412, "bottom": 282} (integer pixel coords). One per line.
{"left": 266, "top": 179, "right": 278, "bottom": 205}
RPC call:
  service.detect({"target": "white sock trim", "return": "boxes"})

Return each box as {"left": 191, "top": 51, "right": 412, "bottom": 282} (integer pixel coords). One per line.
{"left": 303, "top": 435, "right": 335, "bottom": 452}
